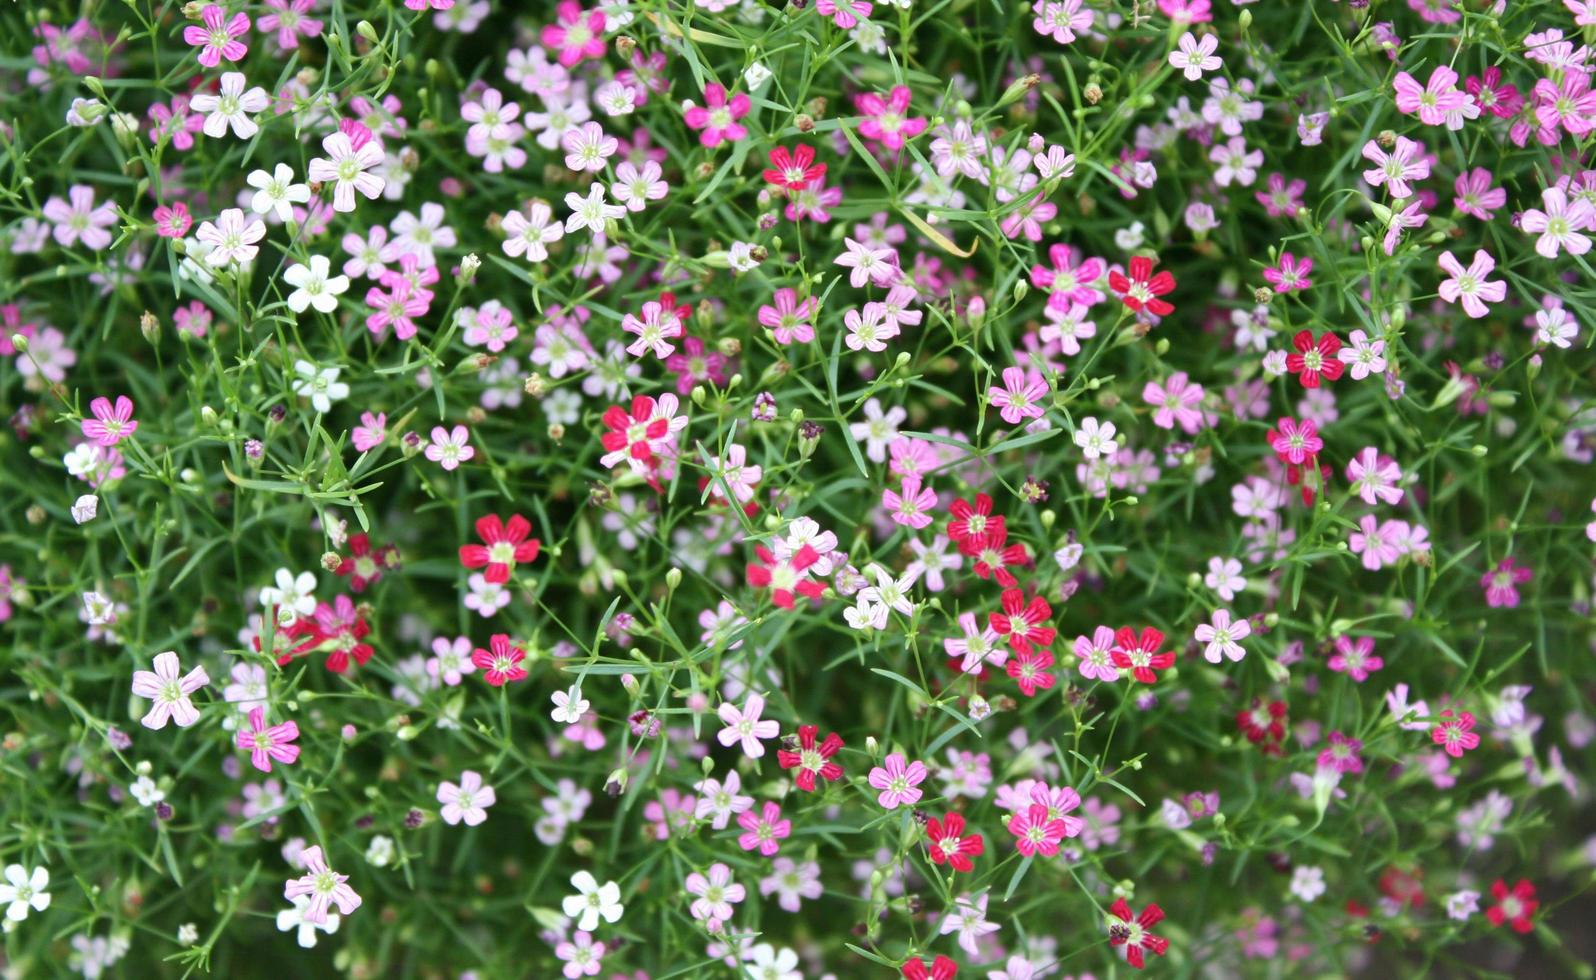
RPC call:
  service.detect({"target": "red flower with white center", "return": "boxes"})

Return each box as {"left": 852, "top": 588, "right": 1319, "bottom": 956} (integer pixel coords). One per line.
{"left": 901, "top": 954, "right": 959, "bottom": 980}
{"left": 1430, "top": 708, "right": 1481, "bottom": 758}
{"left": 1267, "top": 416, "right": 1327, "bottom": 506}
{"left": 600, "top": 394, "right": 671, "bottom": 472}
{"left": 763, "top": 145, "right": 827, "bottom": 192}
{"left": 969, "top": 523, "right": 1028, "bottom": 587}
{"left": 471, "top": 633, "right": 527, "bottom": 686}
{"left": 1110, "top": 626, "right": 1173, "bottom": 684}
{"left": 1486, "top": 878, "right": 1537, "bottom": 933}
{"left": 335, "top": 534, "right": 400, "bottom": 592}
{"left": 947, "top": 493, "right": 1004, "bottom": 552}
{"left": 258, "top": 605, "right": 323, "bottom": 665}
{"left": 458, "top": 513, "right": 541, "bottom": 585}
{"left": 924, "top": 812, "right": 984, "bottom": 872}
{"left": 1235, "top": 697, "right": 1288, "bottom": 755}
{"left": 1286, "top": 329, "right": 1345, "bottom": 388}
{"left": 1006, "top": 647, "right": 1056, "bottom": 697}
{"left": 776, "top": 724, "right": 844, "bottom": 791}
{"left": 1008, "top": 803, "right": 1068, "bottom": 857}
{"left": 1106, "top": 897, "right": 1170, "bottom": 969}
{"left": 989, "top": 589, "right": 1056, "bottom": 655}
{"left": 1108, "top": 256, "right": 1176, "bottom": 316}
{"left": 746, "top": 544, "right": 825, "bottom": 609}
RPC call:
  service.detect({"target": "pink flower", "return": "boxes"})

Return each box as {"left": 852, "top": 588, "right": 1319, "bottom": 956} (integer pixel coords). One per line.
{"left": 307, "top": 124, "right": 386, "bottom": 213}
{"left": 1032, "top": 0, "right": 1094, "bottom": 44}
{"left": 541, "top": 1, "right": 607, "bottom": 69}
{"left": 885, "top": 474, "right": 936, "bottom": 529}
{"left": 1267, "top": 416, "right": 1322, "bottom": 465}
{"left": 259, "top": 0, "right": 323, "bottom": 52}
{"left": 364, "top": 280, "right": 429, "bottom": 340}
{"left": 1480, "top": 557, "right": 1532, "bottom": 608}
{"left": 1393, "top": 66, "right": 1475, "bottom": 128}
{"left": 81, "top": 395, "right": 138, "bottom": 447}
{"left": 1345, "top": 447, "right": 1402, "bottom": 505}
{"left": 437, "top": 770, "right": 496, "bottom": 826}
{"left": 283, "top": 846, "right": 362, "bottom": 924}
{"left": 42, "top": 185, "right": 117, "bottom": 251}
{"left": 717, "top": 693, "right": 780, "bottom": 758}
{"left": 1519, "top": 186, "right": 1593, "bottom": 259}
{"left": 758, "top": 288, "right": 816, "bottom": 345}
{"left": 1262, "top": 252, "right": 1313, "bottom": 293}
{"left": 989, "top": 366, "right": 1047, "bottom": 424}
{"left": 737, "top": 801, "right": 791, "bottom": 856}
{"left": 1328, "top": 636, "right": 1383, "bottom": 682}
{"left": 816, "top": 0, "right": 873, "bottom": 29}
{"left": 855, "top": 86, "right": 926, "bottom": 150}
{"left": 183, "top": 5, "right": 250, "bottom": 68}
{"left": 1143, "top": 372, "right": 1206, "bottom": 434}
{"left": 684, "top": 84, "right": 750, "bottom": 148}
{"left": 1436, "top": 249, "right": 1506, "bottom": 319}
{"left": 153, "top": 202, "right": 193, "bottom": 239}
{"left": 131, "top": 651, "right": 210, "bottom": 730}
{"left": 352, "top": 412, "right": 387, "bottom": 452}
{"left": 424, "top": 425, "right": 475, "bottom": 470}
{"left": 868, "top": 753, "right": 929, "bottom": 809}
{"left": 1361, "top": 136, "right": 1430, "bottom": 199}
{"left": 1317, "top": 730, "right": 1363, "bottom": 774}
{"left": 1349, "top": 514, "right": 1400, "bottom": 571}
{"left": 236, "top": 706, "right": 301, "bottom": 773}
{"left": 1431, "top": 709, "right": 1481, "bottom": 758}
{"left": 1073, "top": 625, "right": 1120, "bottom": 682}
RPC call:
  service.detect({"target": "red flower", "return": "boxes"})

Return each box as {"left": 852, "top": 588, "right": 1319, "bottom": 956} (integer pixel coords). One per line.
{"left": 1110, "top": 627, "right": 1173, "bottom": 684}
{"left": 776, "top": 724, "right": 844, "bottom": 791}
{"left": 1378, "top": 866, "right": 1426, "bottom": 910}
{"left": 459, "top": 514, "right": 541, "bottom": 584}
{"left": 1235, "top": 697, "right": 1288, "bottom": 755}
{"left": 746, "top": 544, "right": 825, "bottom": 609}
{"left": 947, "top": 493, "right": 1005, "bottom": 551}
{"left": 1108, "top": 256, "right": 1176, "bottom": 317}
{"left": 1106, "top": 897, "right": 1171, "bottom": 969}
{"left": 968, "top": 523, "right": 1028, "bottom": 587}
{"left": 901, "top": 955, "right": 958, "bottom": 980}
{"left": 1006, "top": 647, "right": 1056, "bottom": 697}
{"left": 989, "top": 589, "right": 1055, "bottom": 654}
{"left": 471, "top": 633, "right": 528, "bottom": 686}
{"left": 925, "top": 812, "right": 984, "bottom": 872}
{"left": 763, "top": 145, "right": 827, "bottom": 192}
{"left": 334, "top": 534, "right": 400, "bottom": 592}
{"left": 600, "top": 394, "right": 670, "bottom": 469}
{"left": 1486, "top": 878, "right": 1537, "bottom": 933}
{"left": 1286, "top": 329, "right": 1345, "bottom": 388}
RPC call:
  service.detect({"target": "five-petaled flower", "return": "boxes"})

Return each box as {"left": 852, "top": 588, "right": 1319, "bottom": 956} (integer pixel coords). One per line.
{"left": 1109, "top": 256, "right": 1176, "bottom": 316}
{"left": 459, "top": 513, "right": 541, "bottom": 584}
{"left": 471, "top": 633, "right": 529, "bottom": 686}
{"left": 132, "top": 651, "right": 210, "bottom": 730}
{"left": 1106, "top": 897, "right": 1171, "bottom": 969}
{"left": 236, "top": 706, "right": 301, "bottom": 773}
{"left": 777, "top": 724, "right": 845, "bottom": 791}
{"left": 283, "top": 846, "right": 361, "bottom": 925}
{"left": 925, "top": 812, "right": 984, "bottom": 872}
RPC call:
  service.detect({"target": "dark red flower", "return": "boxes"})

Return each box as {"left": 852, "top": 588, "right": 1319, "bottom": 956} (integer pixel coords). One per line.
{"left": 1107, "top": 897, "right": 1170, "bottom": 968}
{"left": 1486, "top": 878, "right": 1537, "bottom": 933}
{"left": 459, "top": 514, "right": 541, "bottom": 584}
{"left": 776, "top": 724, "right": 844, "bottom": 791}
{"left": 989, "top": 589, "right": 1055, "bottom": 654}
{"left": 746, "top": 544, "right": 825, "bottom": 609}
{"left": 334, "top": 534, "right": 400, "bottom": 592}
{"left": 947, "top": 493, "right": 1004, "bottom": 552}
{"left": 901, "top": 954, "right": 958, "bottom": 980}
{"left": 968, "top": 522, "right": 1028, "bottom": 587}
{"left": 924, "top": 812, "right": 984, "bottom": 872}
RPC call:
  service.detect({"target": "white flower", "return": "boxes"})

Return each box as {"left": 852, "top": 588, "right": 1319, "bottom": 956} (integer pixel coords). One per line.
{"left": 190, "top": 72, "right": 269, "bottom": 139}
{"left": 561, "top": 870, "right": 623, "bottom": 931}
{"left": 1072, "top": 416, "right": 1118, "bottom": 459}
{"left": 260, "top": 568, "right": 318, "bottom": 618}
{"left": 194, "top": 208, "right": 265, "bottom": 267}
{"left": 364, "top": 835, "right": 395, "bottom": 868}
{"left": 275, "top": 895, "right": 341, "bottom": 948}
{"left": 1114, "top": 221, "right": 1146, "bottom": 250}
{"left": 81, "top": 591, "right": 117, "bottom": 625}
{"left": 292, "top": 360, "right": 349, "bottom": 414}
{"left": 551, "top": 685, "right": 590, "bottom": 725}
{"left": 728, "top": 241, "right": 760, "bottom": 273}
{"left": 246, "top": 164, "right": 311, "bottom": 222}
{"left": 0, "top": 865, "right": 50, "bottom": 922}
{"left": 1289, "top": 864, "right": 1326, "bottom": 902}
{"left": 71, "top": 494, "right": 98, "bottom": 524}
{"left": 176, "top": 922, "right": 199, "bottom": 946}
{"left": 129, "top": 775, "right": 165, "bottom": 807}
{"left": 283, "top": 256, "right": 350, "bottom": 315}
{"left": 744, "top": 62, "right": 774, "bottom": 90}
{"left": 307, "top": 129, "right": 386, "bottom": 213}
{"left": 743, "top": 944, "right": 801, "bottom": 980}
{"left": 563, "top": 182, "right": 626, "bottom": 237}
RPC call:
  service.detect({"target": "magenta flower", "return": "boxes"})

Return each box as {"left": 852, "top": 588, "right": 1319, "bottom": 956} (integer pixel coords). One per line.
{"left": 1480, "top": 557, "right": 1532, "bottom": 608}
{"left": 131, "top": 651, "right": 210, "bottom": 730}
{"left": 1009, "top": 803, "right": 1069, "bottom": 857}
{"left": 1029, "top": 243, "right": 1105, "bottom": 308}
{"left": 1317, "top": 730, "right": 1364, "bottom": 774}
{"left": 736, "top": 801, "right": 790, "bottom": 856}
{"left": 541, "top": 1, "right": 607, "bottom": 69}
{"left": 237, "top": 706, "right": 301, "bottom": 773}
{"left": 855, "top": 86, "right": 926, "bottom": 150}
{"left": 1431, "top": 709, "right": 1481, "bottom": 758}
{"left": 183, "top": 5, "right": 250, "bottom": 68}
{"left": 816, "top": 0, "right": 873, "bottom": 29}
{"left": 259, "top": 0, "right": 323, "bottom": 52}
{"left": 989, "top": 366, "right": 1047, "bottom": 425}
{"left": 758, "top": 288, "right": 817, "bottom": 345}
{"left": 867, "top": 753, "right": 928, "bottom": 809}
{"left": 81, "top": 395, "right": 137, "bottom": 447}
{"left": 1262, "top": 252, "right": 1313, "bottom": 293}
{"left": 153, "top": 202, "right": 193, "bottom": 239}
{"left": 283, "top": 846, "right": 361, "bottom": 924}
{"left": 1268, "top": 416, "right": 1322, "bottom": 465}
{"left": 683, "top": 84, "right": 750, "bottom": 148}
